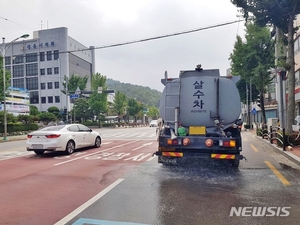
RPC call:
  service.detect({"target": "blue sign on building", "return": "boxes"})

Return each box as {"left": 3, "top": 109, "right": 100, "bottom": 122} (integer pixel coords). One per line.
{"left": 69, "top": 94, "right": 79, "bottom": 99}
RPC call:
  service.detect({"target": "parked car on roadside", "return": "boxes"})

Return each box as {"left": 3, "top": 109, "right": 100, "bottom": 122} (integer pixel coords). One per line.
{"left": 150, "top": 120, "right": 158, "bottom": 127}
{"left": 26, "top": 124, "right": 101, "bottom": 155}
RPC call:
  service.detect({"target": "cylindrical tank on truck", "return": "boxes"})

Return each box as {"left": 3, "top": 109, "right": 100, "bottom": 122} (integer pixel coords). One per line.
{"left": 154, "top": 65, "right": 245, "bottom": 167}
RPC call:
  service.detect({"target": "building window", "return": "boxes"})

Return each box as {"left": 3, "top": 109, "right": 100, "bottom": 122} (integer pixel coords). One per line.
{"left": 14, "top": 55, "right": 23, "bottom": 64}
{"left": 48, "top": 96, "right": 53, "bottom": 103}
{"left": 12, "top": 78, "right": 25, "bottom": 89}
{"left": 26, "top": 63, "right": 38, "bottom": 76}
{"left": 55, "top": 96, "right": 60, "bottom": 103}
{"left": 47, "top": 82, "right": 53, "bottom": 89}
{"left": 54, "top": 81, "right": 59, "bottom": 89}
{"left": 30, "top": 91, "right": 39, "bottom": 104}
{"left": 47, "top": 51, "right": 52, "bottom": 61}
{"left": 13, "top": 65, "right": 24, "bottom": 77}
{"left": 5, "top": 56, "right": 11, "bottom": 65}
{"left": 54, "top": 67, "right": 59, "bottom": 74}
{"left": 47, "top": 68, "right": 52, "bottom": 75}
{"left": 40, "top": 52, "right": 45, "bottom": 61}
{"left": 26, "top": 53, "right": 38, "bottom": 62}
{"left": 41, "top": 97, "right": 46, "bottom": 103}
{"left": 54, "top": 50, "right": 59, "bottom": 60}
{"left": 40, "top": 68, "right": 45, "bottom": 75}
{"left": 26, "top": 77, "right": 38, "bottom": 90}
{"left": 41, "top": 83, "right": 46, "bottom": 90}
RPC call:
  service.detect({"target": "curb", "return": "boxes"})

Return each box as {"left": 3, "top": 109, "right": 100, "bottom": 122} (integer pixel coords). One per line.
{"left": 0, "top": 136, "right": 27, "bottom": 143}
{"left": 254, "top": 134, "right": 300, "bottom": 167}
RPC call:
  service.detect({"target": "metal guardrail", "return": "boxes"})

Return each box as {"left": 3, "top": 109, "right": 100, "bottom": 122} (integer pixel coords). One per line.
{"left": 256, "top": 126, "right": 286, "bottom": 151}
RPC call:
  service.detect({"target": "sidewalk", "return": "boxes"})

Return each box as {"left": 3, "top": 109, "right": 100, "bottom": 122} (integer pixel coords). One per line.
{"left": 248, "top": 128, "right": 300, "bottom": 166}
{"left": 0, "top": 134, "right": 27, "bottom": 143}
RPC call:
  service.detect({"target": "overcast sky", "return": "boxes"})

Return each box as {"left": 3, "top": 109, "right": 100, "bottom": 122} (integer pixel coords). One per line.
{"left": 1, "top": 0, "right": 245, "bottom": 92}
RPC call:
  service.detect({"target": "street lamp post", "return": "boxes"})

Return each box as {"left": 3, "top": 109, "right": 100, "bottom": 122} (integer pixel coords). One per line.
{"left": 1, "top": 34, "right": 29, "bottom": 141}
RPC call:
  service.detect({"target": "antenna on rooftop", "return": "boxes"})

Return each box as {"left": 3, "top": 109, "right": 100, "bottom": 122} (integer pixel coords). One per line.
{"left": 40, "top": 20, "right": 44, "bottom": 30}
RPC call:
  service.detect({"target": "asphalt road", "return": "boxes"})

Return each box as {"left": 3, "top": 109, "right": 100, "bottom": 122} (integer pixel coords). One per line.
{"left": 0, "top": 128, "right": 300, "bottom": 225}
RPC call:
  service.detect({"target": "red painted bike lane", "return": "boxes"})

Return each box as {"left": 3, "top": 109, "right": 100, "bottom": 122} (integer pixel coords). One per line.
{"left": 0, "top": 140, "right": 156, "bottom": 225}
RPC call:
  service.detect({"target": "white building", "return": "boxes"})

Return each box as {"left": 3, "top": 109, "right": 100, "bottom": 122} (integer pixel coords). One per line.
{"left": 4, "top": 27, "right": 95, "bottom": 112}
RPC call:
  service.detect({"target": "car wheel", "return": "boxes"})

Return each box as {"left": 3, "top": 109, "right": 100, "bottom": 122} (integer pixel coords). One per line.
{"left": 34, "top": 151, "right": 44, "bottom": 155}
{"left": 65, "top": 141, "right": 75, "bottom": 155}
{"left": 94, "top": 136, "right": 101, "bottom": 148}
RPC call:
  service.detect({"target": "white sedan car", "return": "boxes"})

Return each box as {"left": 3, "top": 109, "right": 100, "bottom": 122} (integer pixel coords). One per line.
{"left": 149, "top": 120, "right": 158, "bottom": 127}
{"left": 26, "top": 124, "right": 101, "bottom": 155}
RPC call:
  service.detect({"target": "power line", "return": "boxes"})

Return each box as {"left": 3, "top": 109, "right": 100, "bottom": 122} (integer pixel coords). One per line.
{"left": 0, "top": 16, "right": 35, "bottom": 30}
{"left": 60, "top": 20, "right": 244, "bottom": 54}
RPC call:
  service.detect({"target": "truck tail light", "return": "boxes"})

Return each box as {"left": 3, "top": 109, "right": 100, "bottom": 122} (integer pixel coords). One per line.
{"left": 219, "top": 140, "right": 236, "bottom": 147}
{"left": 167, "top": 139, "right": 182, "bottom": 145}
{"left": 27, "top": 135, "right": 32, "bottom": 138}
{"left": 183, "top": 138, "right": 190, "bottom": 146}
{"left": 205, "top": 139, "right": 213, "bottom": 147}
{"left": 167, "top": 139, "right": 177, "bottom": 145}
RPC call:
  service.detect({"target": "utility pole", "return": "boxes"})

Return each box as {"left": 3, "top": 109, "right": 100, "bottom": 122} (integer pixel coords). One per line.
{"left": 64, "top": 77, "right": 68, "bottom": 123}
{"left": 74, "top": 87, "right": 81, "bottom": 123}
{"left": 250, "top": 80, "right": 252, "bottom": 129}
{"left": 246, "top": 81, "right": 249, "bottom": 125}
{"left": 275, "top": 27, "right": 285, "bottom": 128}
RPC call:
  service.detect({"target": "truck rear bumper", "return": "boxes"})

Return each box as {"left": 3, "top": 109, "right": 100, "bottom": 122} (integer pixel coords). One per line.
{"left": 155, "top": 151, "right": 245, "bottom": 167}
{"left": 155, "top": 151, "right": 243, "bottom": 159}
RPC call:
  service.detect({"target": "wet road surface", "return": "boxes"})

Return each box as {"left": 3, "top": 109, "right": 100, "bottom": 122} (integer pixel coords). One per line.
{"left": 63, "top": 130, "right": 300, "bottom": 225}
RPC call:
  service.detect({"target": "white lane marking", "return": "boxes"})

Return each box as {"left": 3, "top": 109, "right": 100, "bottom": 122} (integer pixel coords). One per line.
{"left": 54, "top": 140, "right": 139, "bottom": 166}
{"left": 132, "top": 142, "right": 153, "bottom": 151}
{"left": 0, "top": 152, "right": 32, "bottom": 161}
{"left": 54, "top": 178, "right": 124, "bottom": 225}
{"left": 124, "top": 153, "right": 152, "bottom": 161}
{"left": 147, "top": 156, "right": 156, "bottom": 161}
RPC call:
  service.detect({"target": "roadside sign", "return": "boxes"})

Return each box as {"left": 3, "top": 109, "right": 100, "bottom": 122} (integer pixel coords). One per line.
{"left": 69, "top": 94, "right": 79, "bottom": 99}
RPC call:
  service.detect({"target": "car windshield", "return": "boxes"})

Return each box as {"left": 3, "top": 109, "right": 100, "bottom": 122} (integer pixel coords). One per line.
{"left": 39, "top": 125, "right": 66, "bottom": 131}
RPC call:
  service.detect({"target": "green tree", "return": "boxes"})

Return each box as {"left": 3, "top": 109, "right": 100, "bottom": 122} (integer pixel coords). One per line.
{"left": 89, "top": 73, "right": 108, "bottom": 127}
{"left": 30, "top": 105, "right": 40, "bottom": 116}
{"left": 127, "top": 98, "right": 143, "bottom": 122}
{"left": 48, "top": 106, "right": 63, "bottom": 120}
{"left": 113, "top": 91, "right": 127, "bottom": 122}
{"left": 48, "top": 106, "right": 60, "bottom": 116}
{"left": 18, "top": 114, "right": 34, "bottom": 124}
{"left": 38, "top": 112, "right": 56, "bottom": 124}
{"left": 62, "top": 74, "right": 88, "bottom": 94}
{"left": 147, "top": 106, "right": 159, "bottom": 119}
{"left": 231, "top": 0, "right": 300, "bottom": 133}
{"left": 0, "top": 111, "right": 17, "bottom": 124}
{"left": 230, "top": 23, "right": 275, "bottom": 124}
{"left": 74, "top": 98, "right": 92, "bottom": 122}
{"left": 0, "top": 56, "right": 11, "bottom": 102}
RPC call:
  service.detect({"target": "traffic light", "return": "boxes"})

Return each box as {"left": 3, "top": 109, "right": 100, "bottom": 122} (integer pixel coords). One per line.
{"left": 63, "top": 107, "right": 67, "bottom": 115}
{"left": 257, "top": 95, "right": 261, "bottom": 108}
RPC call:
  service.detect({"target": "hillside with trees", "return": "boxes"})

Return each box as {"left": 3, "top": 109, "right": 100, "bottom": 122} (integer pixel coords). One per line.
{"left": 106, "top": 78, "right": 161, "bottom": 107}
